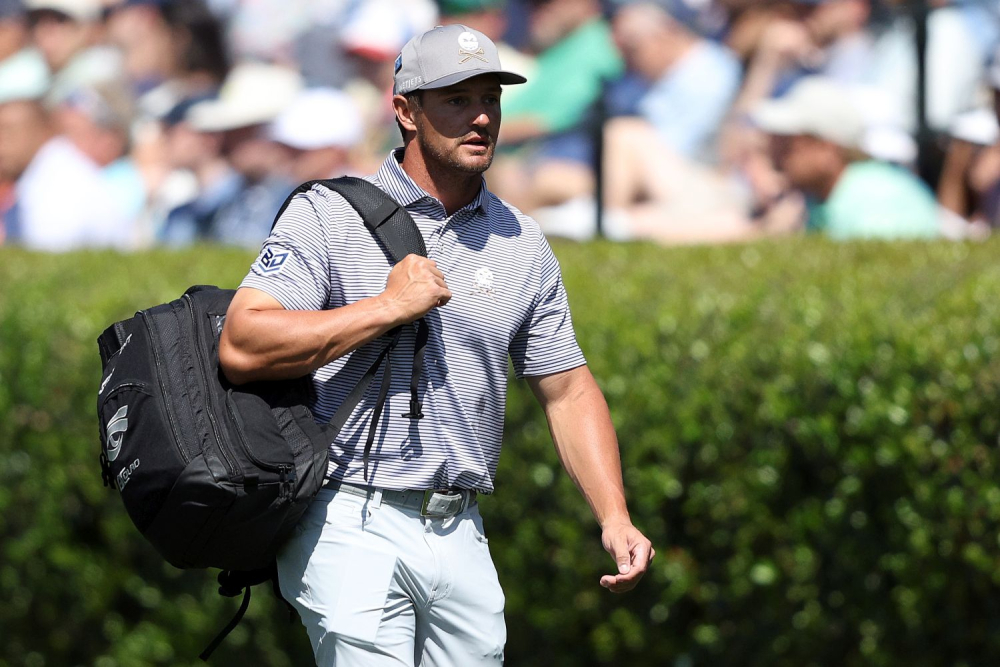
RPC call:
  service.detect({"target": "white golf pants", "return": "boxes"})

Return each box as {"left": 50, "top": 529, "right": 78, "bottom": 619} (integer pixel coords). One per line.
{"left": 276, "top": 486, "right": 507, "bottom": 666}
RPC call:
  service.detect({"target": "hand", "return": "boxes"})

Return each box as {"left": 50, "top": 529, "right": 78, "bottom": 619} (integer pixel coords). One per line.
{"left": 379, "top": 254, "right": 452, "bottom": 324}
{"left": 758, "top": 190, "right": 806, "bottom": 236}
{"left": 600, "top": 520, "right": 654, "bottom": 593}
{"left": 757, "top": 19, "right": 822, "bottom": 68}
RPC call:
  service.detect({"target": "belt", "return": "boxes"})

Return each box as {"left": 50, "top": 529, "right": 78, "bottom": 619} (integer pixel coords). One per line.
{"left": 323, "top": 479, "right": 477, "bottom": 518}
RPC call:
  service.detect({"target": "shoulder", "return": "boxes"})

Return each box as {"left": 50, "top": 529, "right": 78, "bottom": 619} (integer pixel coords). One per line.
{"left": 278, "top": 181, "right": 367, "bottom": 227}
{"left": 837, "top": 161, "right": 934, "bottom": 202}
{"left": 485, "top": 191, "right": 548, "bottom": 245}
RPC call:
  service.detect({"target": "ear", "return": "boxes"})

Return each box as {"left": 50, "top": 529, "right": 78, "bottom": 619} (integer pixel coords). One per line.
{"left": 393, "top": 94, "right": 418, "bottom": 135}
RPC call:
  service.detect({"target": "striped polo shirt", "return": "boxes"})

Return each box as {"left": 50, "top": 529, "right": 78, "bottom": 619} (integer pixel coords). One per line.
{"left": 240, "top": 149, "right": 586, "bottom": 494}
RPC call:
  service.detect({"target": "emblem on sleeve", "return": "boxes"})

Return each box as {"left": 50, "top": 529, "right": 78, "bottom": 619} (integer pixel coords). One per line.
{"left": 256, "top": 247, "right": 290, "bottom": 275}
{"left": 471, "top": 267, "right": 495, "bottom": 298}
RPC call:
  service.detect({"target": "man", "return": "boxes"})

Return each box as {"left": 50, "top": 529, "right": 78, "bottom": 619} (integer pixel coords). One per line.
{"left": 268, "top": 87, "right": 365, "bottom": 182}
{"left": 0, "top": 85, "right": 131, "bottom": 250}
{"left": 489, "top": 0, "right": 623, "bottom": 213}
{"left": 24, "top": 0, "right": 122, "bottom": 103}
{"left": 161, "top": 62, "right": 300, "bottom": 247}
{"left": 219, "top": 24, "right": 653, "bottom": 666}
{"left": 751, "top": 76, "right": 940, "bottom": 239}
{"left": 610, "top": 1, "right": 741, "bottom": 164}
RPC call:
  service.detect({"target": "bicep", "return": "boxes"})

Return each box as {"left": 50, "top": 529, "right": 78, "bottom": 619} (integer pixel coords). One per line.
{"left": 527, "top": 365, "right": 593, "bottom": 411}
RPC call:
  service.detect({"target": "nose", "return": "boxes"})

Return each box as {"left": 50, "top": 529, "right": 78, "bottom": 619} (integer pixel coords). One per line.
{"left": 471, "top": 110, "right": 490, "bottom": 128}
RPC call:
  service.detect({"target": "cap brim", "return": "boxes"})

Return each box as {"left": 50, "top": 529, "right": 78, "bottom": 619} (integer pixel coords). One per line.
{"left": 188, "top": 102, "right": 277, "bottom": 132}
{"left": 418, "top": 69, "right": 527, "bottom": 91}
{"left": 748, "top": 101, "right": 808, "bottom": 137}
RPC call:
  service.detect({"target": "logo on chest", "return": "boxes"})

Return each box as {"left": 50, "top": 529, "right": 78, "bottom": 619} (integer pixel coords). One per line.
{"left": 471, "top": 267, "right": 496, "bottom": 299}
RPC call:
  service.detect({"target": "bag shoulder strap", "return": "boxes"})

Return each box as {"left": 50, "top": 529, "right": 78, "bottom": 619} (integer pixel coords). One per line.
{"left": 270, "top": 176, "right": 427, "bottom": 261}
{"left": 270, "top": 176, "right": 430, "bottom": 480}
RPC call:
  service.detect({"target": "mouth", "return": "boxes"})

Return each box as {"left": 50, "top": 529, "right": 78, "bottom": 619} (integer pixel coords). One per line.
{"left": 461, "top": 135, "right": 492, "bottom": 149}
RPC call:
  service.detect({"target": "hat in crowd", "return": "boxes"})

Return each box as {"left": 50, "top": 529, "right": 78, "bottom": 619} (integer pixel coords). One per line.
{"left": 0, "top": 48, "right": 50, "bottom": 104}
{"left": 750, "top": 76, "right": 865, "bottom": 150}
{"left": 393, "top": 24, "right": 526, "bottom": 95}
{"left": 269, "top": 88, "right": 363, "bottom": 150}
{"left": 24, "top": 0, "right": 101, "bottom": 21}
{"left": 186, "top": 62, "right": 303, "bottom": 133}
{"left": 62, "top": 80, "right": 135, "bottom": 131}
{"left": 340, "top": 0, "right": 439, "bottom": 63}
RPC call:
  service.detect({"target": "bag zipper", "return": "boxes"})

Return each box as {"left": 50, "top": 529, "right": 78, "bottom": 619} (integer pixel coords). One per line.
{"left": 182, "top": 294, "right": 238, "bottom": 478}
{"left": 141, "top": 312, "right": 190, "bottom": 465}
{"left": 225, "top": 391, "right": 294, "bottom": 500}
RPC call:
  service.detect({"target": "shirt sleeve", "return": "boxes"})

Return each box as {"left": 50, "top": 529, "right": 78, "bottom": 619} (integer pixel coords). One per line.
{"left": 239, "top": 188, "right": 331, "bottom": 311}
{"left": 509, "top": 236, "right": 586, "bottom": 378}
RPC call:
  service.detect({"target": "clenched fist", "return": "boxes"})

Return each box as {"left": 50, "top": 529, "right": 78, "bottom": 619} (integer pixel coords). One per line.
{"left": 378, "top": 254, "right": 452, "bottom": 324}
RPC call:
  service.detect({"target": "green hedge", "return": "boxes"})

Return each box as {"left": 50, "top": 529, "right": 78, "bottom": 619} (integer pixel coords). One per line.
{"left": 3, "top": 239, "right": 1000, "bottom": 666}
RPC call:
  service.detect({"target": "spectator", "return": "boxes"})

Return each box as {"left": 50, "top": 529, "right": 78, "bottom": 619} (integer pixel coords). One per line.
{"left": 0, "top": 0, "right": 31, "bottom": 63}
{"left": 609, "top": 0, "right": 742, "bottom": 163}
{"left": 729, "top": 0, "right": 873, "bottom": 116}
{"left": 146, "top": 92, "right": 220, "bottom": 244}
{"left": 55, "top": 80, "right": 147, "bottom": 241}
{"left": 24, "top": 0, "right": 122, "bottom": 103}
{"left": 105, "top": 0, "right": 229, "bottom": 112}
{"left": 491, "top": 0, "right": 622, "bottom": 212}
{"left": 336, "top": 0, "right": 437, "bottom": 170}
{"left": 937, "top": 50, "right": 1000, "bottom": 234}
{"left": 502, "top": 0, "right": 621, "bottom": 142}
{"left": 936, "top": 106, "right": 997, "bottom": 237}
{"left": 268, "top": 88, "right": 364, "bottom": 182}
{"left": 160, "top": 62, "right": 300, "bottom": 248}
{"left": 751, "top": 76, "right": 941, "bottom": 240}
{"left": 0, "top": 0, "right": 46, "bottom": 242}
{"left": 0, "top": 92, "right": 132, "bottom": 250}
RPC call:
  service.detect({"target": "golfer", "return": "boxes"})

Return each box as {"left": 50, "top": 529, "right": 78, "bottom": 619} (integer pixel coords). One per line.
{"left": 219, "top": 23, "right": 653, "bottom": 666}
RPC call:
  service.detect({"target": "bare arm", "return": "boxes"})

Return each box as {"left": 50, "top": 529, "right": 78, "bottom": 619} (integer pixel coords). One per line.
{"left": 219, "top": 254, "right": 451, "bottom": 385}
{"left": 527, "top": 365, "right": 654, "bottom": 592}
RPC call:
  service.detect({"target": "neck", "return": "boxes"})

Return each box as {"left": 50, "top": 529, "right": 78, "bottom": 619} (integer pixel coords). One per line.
{"left": 399, "top": 145, "right": 482, "bottom": 215}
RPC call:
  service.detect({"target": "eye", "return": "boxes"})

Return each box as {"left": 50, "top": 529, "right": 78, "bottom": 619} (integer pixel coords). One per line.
{"left": 483, "top": 95, "right": 500, "bottom": 106}
{"left": 448, "top": 97, "right": 468, "bottom": 107}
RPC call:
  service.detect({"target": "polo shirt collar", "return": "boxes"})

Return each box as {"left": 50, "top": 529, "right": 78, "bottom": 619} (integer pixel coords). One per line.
{"left": 378, "top": 149, "right": 490, "bottom": 217}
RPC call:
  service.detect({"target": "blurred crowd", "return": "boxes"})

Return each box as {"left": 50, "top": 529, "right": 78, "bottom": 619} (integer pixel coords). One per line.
{"left": 1, "top": 0, "right": 999, "bottom": 251}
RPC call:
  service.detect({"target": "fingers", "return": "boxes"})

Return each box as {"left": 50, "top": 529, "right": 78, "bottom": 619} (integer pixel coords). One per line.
{"left": 380, "top": 255, "right": 453, "bottom": 323}
{"left": 600, "top": 526, "right": 654, "bottom": 594}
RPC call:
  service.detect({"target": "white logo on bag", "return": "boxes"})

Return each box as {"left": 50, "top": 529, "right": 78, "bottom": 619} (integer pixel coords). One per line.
{"left": 99, "top": 369, "right": 114, "bottom": 395}
{"left": 117, "top": 458, "right": 140, "bottom": 491}
{"left": 105, "top": 405, "right": 128, "bottom": 462}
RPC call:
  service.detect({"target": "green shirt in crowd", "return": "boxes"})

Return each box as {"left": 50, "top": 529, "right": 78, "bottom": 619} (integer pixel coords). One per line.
{"left": 502, "top": 18, "right": 623, "bottom": 135}
{"left": 808, "top": 161, "right": 940, "bottom": 240}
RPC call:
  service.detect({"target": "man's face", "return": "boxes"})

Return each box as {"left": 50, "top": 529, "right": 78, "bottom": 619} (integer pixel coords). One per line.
{"left": 0, "top": 100, "right": 49, "bottom": 181}
{"left": 769, "top": 132, "right": 842, "bottom": 195}
{"left": 411, "top": 74, "right": 502, "bottom": 175}
{"left": 28, "top": 10, "right": 93, "bottom": 71}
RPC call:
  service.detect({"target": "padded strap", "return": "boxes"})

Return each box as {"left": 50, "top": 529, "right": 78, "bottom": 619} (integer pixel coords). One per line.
{"left": 269, "top": 176, "right": 426, "bottom": 262}
{"left": 271, "top": 178, "right": 431, "bottom": 471}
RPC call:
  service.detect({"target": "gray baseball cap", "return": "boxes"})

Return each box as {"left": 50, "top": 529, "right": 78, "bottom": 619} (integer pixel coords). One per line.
{"left": 393, "top": 24, "right": 527, "bottom": 96}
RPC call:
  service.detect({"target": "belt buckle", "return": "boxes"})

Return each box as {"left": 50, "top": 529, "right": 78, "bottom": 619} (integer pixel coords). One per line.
{"left": 420, "top": 489, "right": 463, "bottom": 517}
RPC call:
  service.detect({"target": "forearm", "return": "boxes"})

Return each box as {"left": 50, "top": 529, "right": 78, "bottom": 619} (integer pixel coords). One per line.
{"left": 220, "top": 294, "right": 400, "bottom": 384}
{"left": 540, "top": 370, "right": 631, "bottom": 528}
